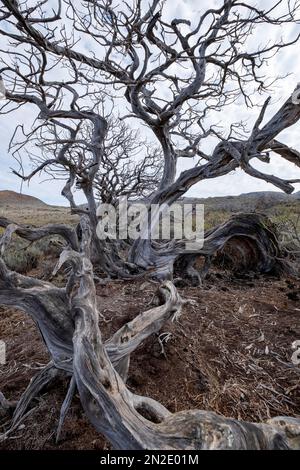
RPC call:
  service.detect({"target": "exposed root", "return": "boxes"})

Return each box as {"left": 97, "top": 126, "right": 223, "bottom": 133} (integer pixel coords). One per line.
{"left": 0, "top": 363, "right": 59, "bottom": 442}
{"left": 106, "top": 281, "right": 183, "bottom": 380}
{"left": 56, "top": 376, "right": 76, "bottom": 443}
{"left": 175, "top": 214, "right": 292, "bottom": 285}
{"left": 0, "top": 217, "right": 79, "bottom": 251}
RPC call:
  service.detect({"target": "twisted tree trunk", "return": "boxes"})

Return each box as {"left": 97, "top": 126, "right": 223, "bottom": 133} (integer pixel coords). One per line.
{"left": 129, "top": 213, "right": 290, "bottom": 283}
{"left": 1, "top": 216, "right": 299, "bottom": 449}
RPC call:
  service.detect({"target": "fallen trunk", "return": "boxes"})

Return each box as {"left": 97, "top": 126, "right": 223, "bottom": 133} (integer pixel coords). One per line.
{"left": 175, "top": 213, "right": 292, "bottom": 285}
{"left": 130, "top": 213, "right": 290, "bottom": 283}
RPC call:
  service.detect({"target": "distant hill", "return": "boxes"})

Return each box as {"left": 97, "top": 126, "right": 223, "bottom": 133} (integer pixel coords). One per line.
{"left": 183, "top": 191, "right": 300, "bottom": 212}
{"left": 0, "top": 189, "right": 299, "bottom": 213}
{"left": 0, "top": 190, "right": 48, "bottom": 208}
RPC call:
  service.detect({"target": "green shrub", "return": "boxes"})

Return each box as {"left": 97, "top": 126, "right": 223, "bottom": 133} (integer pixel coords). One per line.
{"left": 3, "top": 249, "right": 39, "bottom": 274}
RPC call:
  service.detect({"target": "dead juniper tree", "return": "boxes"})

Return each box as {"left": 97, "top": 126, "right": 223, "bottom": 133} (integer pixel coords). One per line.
{"left": 0, "top": 0, "right": 300, "bottom": 449}
{"left": 0, "top": 55, "right": 163, "bottom": 275}
{"left": 0, "top": 0, "right": 300, "bottom": 281}
{"left": 8, "top": 110, "right": 162, "bottom": 207}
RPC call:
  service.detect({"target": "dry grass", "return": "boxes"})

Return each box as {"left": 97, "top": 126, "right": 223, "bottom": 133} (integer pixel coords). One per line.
{"left": 0, "top": 204, "right": 78, "bottom": 226}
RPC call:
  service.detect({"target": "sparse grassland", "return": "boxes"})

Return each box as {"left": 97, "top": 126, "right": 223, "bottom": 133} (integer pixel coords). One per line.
{"left": 204, "top": 201, "right": 300, "bottom": 229}
{"left": 0, "top": 204, "right": 79, "bottom": 226}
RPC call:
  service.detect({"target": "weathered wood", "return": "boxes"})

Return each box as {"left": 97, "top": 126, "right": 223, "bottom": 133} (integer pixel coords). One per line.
{"left": 0, "top": 217, "right": 79, "bottom": 251}
{"left": 106, "top": 282, "right": 183, "bottom": 380}
{"left": 130, "top": 213, "right": 291, "bottom": 283}
{"left": 175, "top": 213, "right": 291, "bottom": 284}
{"left": 1, "top": 0, "right": 300, "bottom": 450}
{"left": 0, "top": 217, "right": 299, "bottom": 449}
{"left": 56, "top": 376, "right": 76, "bottom": 443}
{"left": 2, "top": 1, "right": 300, "bottom": 279}
{"left": 61, "top": 218, "right": 300, "bottom": 449}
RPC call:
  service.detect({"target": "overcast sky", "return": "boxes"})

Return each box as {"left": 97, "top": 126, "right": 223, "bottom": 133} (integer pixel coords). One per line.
{"left": 0, "top": 0, "right": 300, "bottom": 205}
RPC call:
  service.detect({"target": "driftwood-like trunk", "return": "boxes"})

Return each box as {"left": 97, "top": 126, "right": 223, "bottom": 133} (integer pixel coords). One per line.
{"left": 1, "top": 212, "right": 289, "bottom": 285}
{"left": 175, "top": 213, "right": 291, "bottom": 285}
{"left": 0, "top": 216, "right": 299, "bottom": 450}
{"left": 129, "top": 213, "right": 290, "bottom": 283}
